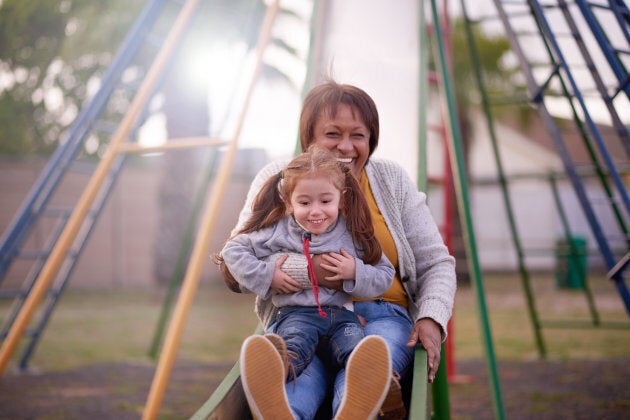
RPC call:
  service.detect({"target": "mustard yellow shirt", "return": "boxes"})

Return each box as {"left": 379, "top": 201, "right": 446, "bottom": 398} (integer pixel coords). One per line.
{"left": 354, "top": 169, "right": 409, "bottom": 308}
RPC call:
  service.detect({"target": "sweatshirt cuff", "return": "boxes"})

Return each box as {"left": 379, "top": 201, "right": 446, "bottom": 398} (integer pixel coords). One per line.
{"left": 416, "top": 298, "right": 453, "bottom": 342}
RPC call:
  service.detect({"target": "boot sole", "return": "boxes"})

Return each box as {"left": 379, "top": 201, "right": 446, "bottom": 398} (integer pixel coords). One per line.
{"left": 240, "top": 335, "right": 293, "bottom": 419}
{"left": 335, "top": 335, "right": 392, "bottom": 420}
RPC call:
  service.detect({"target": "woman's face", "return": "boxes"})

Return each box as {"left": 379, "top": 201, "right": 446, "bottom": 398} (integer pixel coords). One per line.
{"left": 310, "top": 104, "right": 370, "bottom": 180}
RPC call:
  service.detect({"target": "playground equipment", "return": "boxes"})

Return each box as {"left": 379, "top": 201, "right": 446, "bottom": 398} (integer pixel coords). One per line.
{"left": 0, "top": 0, "right": 466, "bottom": 418}
{"left": 460, "top": 0, "right": 630, "bottom": 360}
{"left": 0, "top": 0, "right": 216, "bottom": 371}
{"left": 1, "top": 0, "right": 628, "bottom": 418}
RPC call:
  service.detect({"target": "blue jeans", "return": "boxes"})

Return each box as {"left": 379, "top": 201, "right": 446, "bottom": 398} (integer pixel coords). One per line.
{"left": 275, "top": 300, "right": 415, "bottom": 419}
{"left": 332, "top": 300, "right": 415, "bottom": 413}
{"left": 268, "top": 306, "right": 364, "bottom": 379}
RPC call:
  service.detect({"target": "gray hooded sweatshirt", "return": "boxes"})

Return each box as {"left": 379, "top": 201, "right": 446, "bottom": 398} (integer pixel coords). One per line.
{"left": 221, "top": 214, "right": 394, "bottom": 309}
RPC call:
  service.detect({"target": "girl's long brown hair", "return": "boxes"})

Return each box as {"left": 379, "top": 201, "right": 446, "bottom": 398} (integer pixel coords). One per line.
{"left": 226, "top": 145, "right": 382, "bottom": 265}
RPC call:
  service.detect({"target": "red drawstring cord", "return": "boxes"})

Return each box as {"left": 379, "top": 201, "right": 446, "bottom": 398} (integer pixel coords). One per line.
{"left": 302, "top": 233, "right": 327, "bottom": 318}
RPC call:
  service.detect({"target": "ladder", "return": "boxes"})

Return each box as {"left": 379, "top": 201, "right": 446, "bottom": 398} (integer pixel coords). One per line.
{"left": 426, "top": 1, "right": 506, "bottom": 418}
{"left": 461, "top": 0, "right": 629, "bottom": 355}
{"left": 0, "top": 0, "right": 207, "bottom": 371}
{"left": 575, "top": 0, "right": 630, "bottom": 102}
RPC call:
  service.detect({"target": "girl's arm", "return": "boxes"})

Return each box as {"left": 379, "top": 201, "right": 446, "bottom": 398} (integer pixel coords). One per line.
{"left": 221, "top": 235, "right": 276, "bottom": 298}
{"left": 344, "top": 252, "right": 394, "bottom": 298}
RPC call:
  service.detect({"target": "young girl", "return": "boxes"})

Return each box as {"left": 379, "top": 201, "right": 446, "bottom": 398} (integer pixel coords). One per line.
{"left": 219, "top": 145, "right": 394, "bottom": 384}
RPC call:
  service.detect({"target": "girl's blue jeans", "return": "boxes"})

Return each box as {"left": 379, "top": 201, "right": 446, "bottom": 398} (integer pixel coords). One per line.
{"left": 270, "top": 300, "right": 415, "bottom": 420}
{"left": 268, "top": 306, "right": 364, "bottom": 378}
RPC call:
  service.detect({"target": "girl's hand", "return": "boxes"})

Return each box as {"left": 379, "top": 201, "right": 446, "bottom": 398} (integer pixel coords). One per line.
{"left": 270, "top": 254, "right": 302, "bottom": 294}
{"left": 311, "top": 254, "right": 342, "bottom": 290}
{"left": 319, "top": 248, "right": 356, "bottom": 281}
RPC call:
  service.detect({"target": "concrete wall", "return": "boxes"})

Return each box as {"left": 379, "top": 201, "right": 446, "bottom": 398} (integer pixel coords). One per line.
{"left": 0, "top": 149, "right": 268, "bottom": 290}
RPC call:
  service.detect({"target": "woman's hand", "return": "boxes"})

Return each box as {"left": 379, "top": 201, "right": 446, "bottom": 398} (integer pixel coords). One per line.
{"left": 406, "top": 318, "right": 442, "bottom": 383}
{"left": 311, "top": 254, "right": 343, "bottom": 290}
{"left": 319, "top": 248, "right": 356, "bottom": 281}
{"left": 270, "top": 254, "right": 302, "bottom": 294}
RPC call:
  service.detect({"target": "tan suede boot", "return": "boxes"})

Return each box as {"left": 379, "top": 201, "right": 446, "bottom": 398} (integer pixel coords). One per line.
{"left": 379, "top": 372, "right": 407, "bottom": 419}
{"left": 264, "top": 333, "right": 289, "bottom": 376}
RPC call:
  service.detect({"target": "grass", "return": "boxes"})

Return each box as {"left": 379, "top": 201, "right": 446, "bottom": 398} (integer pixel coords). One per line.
{"left": 453, "top": 272, "right": 630, "bottom": 361}
{"left": 1, "top": 271, "right": 629, "bottom": 373}
{"left": 2, "top": 283, "right": 259, "bottom": 372}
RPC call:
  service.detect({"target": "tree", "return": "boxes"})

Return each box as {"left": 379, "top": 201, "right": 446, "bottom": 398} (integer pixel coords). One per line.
{"left": 0, "top": 0, "right": 145, "bottom": 155}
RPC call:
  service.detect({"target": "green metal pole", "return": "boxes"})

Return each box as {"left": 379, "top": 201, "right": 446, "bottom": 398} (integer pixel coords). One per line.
{"left": 294, "top": 0, "right": 321, "bottom": 156}
{"left": 419, "top": 2, "right": 449, "bottom": 418}
{"left": 458, "top": 0, "right": 547, "bottom": 359}
{"left": 148, "top": 149, "right": 219, "bottom": 359}
{"left": 431, "top": 343, "right": 450, "bottom": 419}
{"left": 417, "top": 0, "right": 429, "bottom": 193}
{"left": 548, "top": 175, "right": 600, "bottom": 324}
{"left": 408, "top": 347, "right": 429, "bottom": 419}
{"left": 429, "top": 1, "right": 505, "bottom": 418}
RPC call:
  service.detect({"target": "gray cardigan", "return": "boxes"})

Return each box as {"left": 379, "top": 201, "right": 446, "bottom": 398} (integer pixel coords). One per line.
{"left": 233, "top": 157, "right": 456, "bottom": 337}
{"left": 222, "top": 215, "right": 394, "bottom": 309}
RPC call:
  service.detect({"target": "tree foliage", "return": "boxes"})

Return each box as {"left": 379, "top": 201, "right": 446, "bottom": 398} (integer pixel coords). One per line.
{"left": 447, "top": 18, "right": 517, "bottom": 112}
{"left": 0, "top": 0, "right": 145, "bottom": 155}
{"left": 0, "top": 0, "right": 305, "bottom": 156}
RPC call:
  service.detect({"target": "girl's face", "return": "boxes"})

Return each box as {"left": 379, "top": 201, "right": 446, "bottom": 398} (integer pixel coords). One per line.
{"left": 310, "top": 103, "right": 370, "bottom": 180}
{"left": 287, "top": 175, "right": 342, "bottom": 235}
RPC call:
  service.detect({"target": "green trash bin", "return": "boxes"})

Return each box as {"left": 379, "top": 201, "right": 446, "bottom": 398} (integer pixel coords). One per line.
{"left": 555, "top": 236, "right": 587, "bottom": 289}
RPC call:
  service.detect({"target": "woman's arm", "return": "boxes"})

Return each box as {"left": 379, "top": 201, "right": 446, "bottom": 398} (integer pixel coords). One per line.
{"left": 311, "top": 254, "right": 343, "bottom": 290}
{"left": 232, "top": 160, "right": 286, "bottom": 234}
{"left": 396, "top": 168, "right": 455, "bottom": 381}
{"left": 319, "top": 250, "right": 394, "bottom": 298}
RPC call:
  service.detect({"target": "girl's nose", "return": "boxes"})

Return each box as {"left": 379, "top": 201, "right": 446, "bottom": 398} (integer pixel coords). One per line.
{"left": 310, "top": 204, "right": 323, "bottom": 215}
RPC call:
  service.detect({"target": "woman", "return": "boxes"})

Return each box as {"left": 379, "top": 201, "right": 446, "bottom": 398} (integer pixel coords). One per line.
{"left": 229, "top": 80, "right": 456, "bottom": 419}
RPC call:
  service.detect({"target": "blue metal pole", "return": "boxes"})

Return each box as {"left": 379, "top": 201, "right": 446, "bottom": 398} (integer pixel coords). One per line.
{"left": 0, "top": 0, "right": 168, "bottom": 281}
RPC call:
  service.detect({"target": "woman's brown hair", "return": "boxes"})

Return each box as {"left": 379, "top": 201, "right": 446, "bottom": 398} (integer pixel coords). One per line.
{"left": 299, "top": 80, "right": 380, "bottom": 156}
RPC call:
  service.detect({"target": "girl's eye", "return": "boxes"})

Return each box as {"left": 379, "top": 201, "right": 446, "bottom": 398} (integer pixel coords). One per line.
{"left": 326, "top": 131, "right": 340, "bottom": 137}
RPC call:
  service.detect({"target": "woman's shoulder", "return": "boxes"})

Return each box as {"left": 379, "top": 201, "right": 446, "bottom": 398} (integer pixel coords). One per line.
{"left": 256, "top": 158, "right": 291, "bottom": 178}
{"left": 366, "top": 157, "right": 410, "bottom": 181}
{"left": 366, "top": 157, "right": 424, "bottom": 202}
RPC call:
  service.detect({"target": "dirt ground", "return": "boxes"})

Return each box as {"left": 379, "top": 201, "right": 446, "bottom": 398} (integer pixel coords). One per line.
{"left": 1, "top": 357, "right": 629, "bottom": 419}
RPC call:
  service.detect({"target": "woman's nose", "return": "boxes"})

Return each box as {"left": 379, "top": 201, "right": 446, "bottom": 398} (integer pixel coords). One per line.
{"left": 337, "top": 135, "right": 353, "bottom": 151}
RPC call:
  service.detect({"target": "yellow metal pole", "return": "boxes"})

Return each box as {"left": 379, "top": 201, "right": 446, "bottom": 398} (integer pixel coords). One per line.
{"left": 116, "top": 137, "right": 229, "bottom": 154}
{"left": 0, "top": 0, "right": 202, "bottom": 376}
{"left": 141, "top": 1, "right": 280, "bottom": 419}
